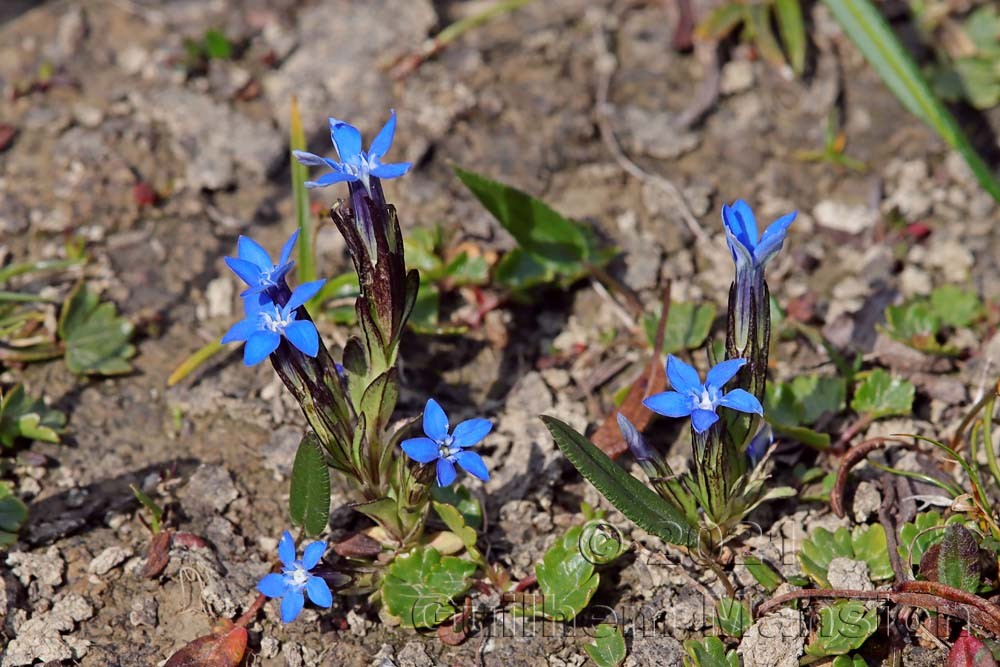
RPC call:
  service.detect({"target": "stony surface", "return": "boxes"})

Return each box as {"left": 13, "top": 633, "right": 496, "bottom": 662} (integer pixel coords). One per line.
{"left": 0, "top": 0, "right": 998, "bottom": 664}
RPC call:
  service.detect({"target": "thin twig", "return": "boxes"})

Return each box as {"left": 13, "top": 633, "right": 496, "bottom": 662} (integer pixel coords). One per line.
{"left": 591, "top": 17, "right": 710, "bottom": 244}
{"left": 830, "top": 436, "right": 912, "bottom": 518}
{"left": 879, "top": 473, "right": 908, "bottom": 584}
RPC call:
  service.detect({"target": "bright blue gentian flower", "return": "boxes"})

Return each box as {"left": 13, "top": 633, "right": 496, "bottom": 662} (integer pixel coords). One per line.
{"left": 221, "top": 280, "right": 325, "bottom": 366}
{"left": 401, "top": 398, "right": 492, "bottom": 487}
{"left": 257, "top": 531, "right": 332, "bottom": 623}
{"left": 293, "top": 110, "right": 412, "bottom": 197}
{"left": 643, "top": 355, "right": 763, "bottom": 434}
{"left": 225, "top": 231, "right": 299, "bottom": 298}
{"left": 722, "top": 200, "right": 796, "bottom": 350}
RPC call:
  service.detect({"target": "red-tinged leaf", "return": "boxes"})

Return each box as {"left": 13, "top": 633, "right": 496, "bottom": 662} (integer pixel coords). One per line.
{"left": 0, "top": 124, "right": 17, "bottom": 152}
{"left": 906, "top": 222, "right": 933, "bottom": 240}
{"left": 142, "top": 530, "right": 173, "bottom": 578}
{"left": 948, "top": 630, "right": 999, "bottom": 667}
{"left": 333, "top": 532, "right": 382, "bottom": 559}
{"left": 133, "top": 182, "right": 158, "bottom": 207}
{"left": 437, "top": 615, "right": 468, "bottom": 646}
{"left": 591, "top": 358, "right": 666, "bottom": 458}
{"left": 173, "top": 532, "right": 209, "bottom": 549}
{"left": 164, "top": 622, "right": 247, "bottom": 667}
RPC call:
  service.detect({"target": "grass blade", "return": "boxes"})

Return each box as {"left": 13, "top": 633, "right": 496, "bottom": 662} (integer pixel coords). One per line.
{"left": 290, "top": 96, "right": 316, "bottom": 284}
{"left": 774, "top": 0, "right": 806, "bottom": 76}
{"left": 823, "top": 0, "right": 1000, "bottom": 202}
{"left": 167, "top": 340, "right": 226, "bottom": 386}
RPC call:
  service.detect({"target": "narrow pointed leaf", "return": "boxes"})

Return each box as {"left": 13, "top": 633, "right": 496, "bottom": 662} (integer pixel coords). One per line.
{"left": 289, "top": 433, "right": 331, "bottom": 537}
{"left": 542, "top": 416, "right": 696, "bottom": 547}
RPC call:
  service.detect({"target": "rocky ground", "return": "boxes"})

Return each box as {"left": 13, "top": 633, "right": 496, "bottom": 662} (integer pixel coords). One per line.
{"left": 2, "top": 0, "right": 1000, "bottom": 665}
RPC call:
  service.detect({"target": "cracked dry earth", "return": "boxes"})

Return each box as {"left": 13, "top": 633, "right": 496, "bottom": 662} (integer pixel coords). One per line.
{"left": 1, "top": 0, "right": 1000, "bottom": 665}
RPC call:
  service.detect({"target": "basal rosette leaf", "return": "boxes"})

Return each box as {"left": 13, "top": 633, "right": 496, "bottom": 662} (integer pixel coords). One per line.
{"left": 381, "top": 546, "right": 476, "bottom": 628}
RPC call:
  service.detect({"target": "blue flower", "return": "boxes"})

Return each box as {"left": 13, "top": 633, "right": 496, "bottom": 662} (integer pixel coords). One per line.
{"left": 225, "top": 231, "right": 299, "bottom": 298}
{"left": 722, "top": 200, "right": 796, "bottom": 272}
{"left": 721, "top": 200, "right": 796, "bottom": 351}
{"left": 293, "top": 110, "right": 412, "bottom": 197}
{"left": 401, "top": 398, "right": 492, "bottom": 487}
{"left": 221, "top": 280, "right": 325, "bottom": 366}
{"left": 257, "top": 531, "right": 332, "bottom": 623}
{"left": 643, "top": 355, "right": 763, "bottom": 434}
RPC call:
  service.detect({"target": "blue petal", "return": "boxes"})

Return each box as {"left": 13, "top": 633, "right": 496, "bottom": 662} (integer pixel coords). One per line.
{"left": 237, "top": 235, "right": 273, "bottom": 270}
{"left": 306, "top": 576, "right": 333, "bottom": 608}
{"left": 730, "top": 200, "right": 760, "bottom": 246}
{"left": 423, "top": 398, "right": 449, "bottom": 441}
{"left": 451, "top": 418, "right": 492, "bottom": 448}
{"left": 283, "top": 320, "right": 319, "bottom": 357}
{"left": 257, "top": 572, "right": 288, "bottom": 599}
{"left": 723, "top": 220, "right": 756, "bottom": 269}
{"left": 747, "top": 425, "right": 773, "bottom": 466}
{"left": 301, "top": 541, "right": 327, "bottom": 570}
{"left": 370, "top": 162, "right": 412, "bottom": 179}
{"left": 225, "top": 257, "right": 262, "bottom": 287}
{"left": 242, "top": 292, "right": 269, "bottom": 316}
{"left": 221, "top": 317, "right": 258, "bottom": 344}
{"left": 436, "top": 458, "right": 457, "bottom": 487}
{"left": 369, "top": 109, "right": 397, "bottom": 158}
{"left": 705, "top": 358, "right": 747, "bottom": 390}
{"left": 292, "top": 150, "right": 328, "bottom": 166}
{"left": 286, "top": 280, "right": 326, "bottom": 311}
{"left": 306, "top": 170, "right": 356, "bottom": 189}
{"left": 454, "top": 451, "right": 489, "bottom": 482}
{"left": 279, "top": 230, "right": 300, "bottom": 267}
{"left": 690, "top": 409, "right": 719, "bottom": 434}
{"left": 401, "top": 437, "right": 440, "bottom": 463}
{"left": 278, "top": 531, "right": 296, "bottom": 567}
{"left": 665, "top": 355, "right": 702, "bottom": 394}
{"left": 643, "top": 391, "right": 694, "bottom": 417}
{"left": 244, "top": 330, "right": 280, "bottom": 366}
{"left": 754, "top": 211, "right": 796, "bottom": 268}
{"left": 280, "top": 589, "right": 305, "bottom": 623}
{"left": 329, "top": 118, "right": 362, "bottom": 162}
{"left": 717, "top": 388, "right": 764, "bottom": 415}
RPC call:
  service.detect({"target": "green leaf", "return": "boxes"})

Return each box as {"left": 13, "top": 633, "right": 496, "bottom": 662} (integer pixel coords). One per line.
{"left": 584, "top": 624, "right": 627, "bottom": 667}
{"left": 682, "top": 636, "right": 739, "bottom": 667}
{"left": 748, "top": 3, "right": 787, "bottom": 68}
{"left": 578, "top": 518, "right": 629, "bottom": 565}
{"left": 493, "top": 247, "right": 557, "bottom": 293}
{"left": 822, "top": 0, "right": 1000, "bottom": 202}
{"left": 202, "top": 29, "right": 233, "bottom": 60}
{"left": 442, "top": 252, "right": 489, "bottom": 287}
{"left": 831, "top": 656, "right": 869, "bottom": 667}
{"left": 715, "top": 598, "right": 751, "bottom": 638}
{"left": 930, "top": 285, "right": 984, "bottom": 329}
{"left": 936, "top": 524, "right": 981, "bottom": 593}
{"left": 290, "top": 97, "right": 316, "bottom": 286}
{"left": 774, "top": 0, "right": 806, "bottom": 75}
{"left": 430, "top": 484, "right": 483, "bottom": 530}
{"left": 129, "top": 483, "right": 164, "bottom": 535}
{"left": 805, "top": 600, "right": 880, "bottom": 657}
{"left": 454, "top": 167, "right": 591, "bottom": 267}
{"left": 643, "top": 302, "right": 717, "bottom": 354}
{"left": 521, "top": 524, "right": 599, "bottom": 621}
{"left": 851, "top": 523, "right": 894, "bottom": 580}
{"left": 898, "top": 511, "right": 967, "bottom": 568}
{"left": 743, "top": 555, "right": 783, "bottom": 593}
{"left": 58, "top": 283, "right": 135, "bottom": 376}
{"left": 0, "top": 384, "right": 66, "bottom": 447}
{"left": 408, "top": 283, "right": 440, "bottom": 331}
{"left": 288, "top": 434, "right": 331, "bottom": 537}
{"left": 799, "top": 525, "right": 893, "bottom": 586}
{"left": 542, "top": 416, "right": 696, "bottom": 547}
{"left": 432, "top": 501, "right": 482, "bottom": 561}
{"left": 765, "top": 374, "right": 844, "bottom": 449}
{"left": 0, "top": 482, "right": 27, "bottom": 547}
{"left": 381, "top": 546, "right": 476, "bottom": 628}
{"left": 850, "top": 369, "right": 914, "bottom": 418}
{"left": 695, "top": 3, "right": 745, "bottom": 41}
{"left": 883, "top": 301, "right": 949, "bottom": 354}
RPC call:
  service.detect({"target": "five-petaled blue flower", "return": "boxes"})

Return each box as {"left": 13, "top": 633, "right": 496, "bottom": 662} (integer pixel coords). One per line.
{"left": 722, "top": 200, "right": 796, "bottom": 273}
{"left": 257, "top": 531, "right": 332, "bottom": 623}
{"left": 225, "top": 231, "right": 299, "bottom": 298}
{"left": 293, "top": 110, "right": 412, "bottom": 196}
{"left": 401, "top": 398, "right": 491, "bottom": 487}
{"left": 643, "top": 355, "right": 763, "bottom": 434}
{"left": 221, "top": 280, "right": 325, "bottom": 366}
